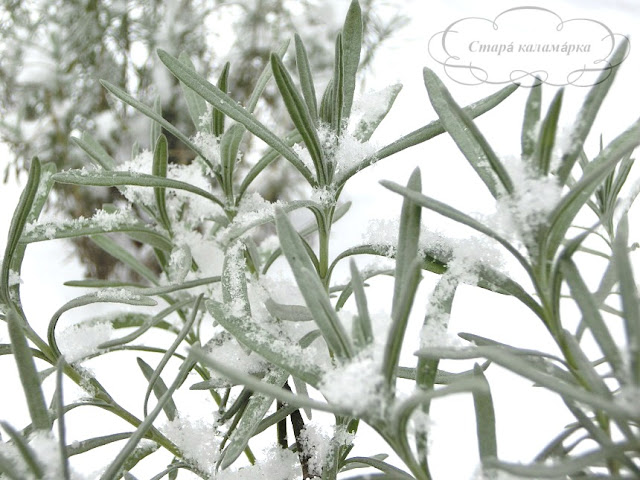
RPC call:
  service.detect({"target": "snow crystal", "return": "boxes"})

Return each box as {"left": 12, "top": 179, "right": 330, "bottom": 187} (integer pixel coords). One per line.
{"left": 311, "top": 186, "right": 336, "bottom": 207}
{"left": 330, "top": 130, "right": 377, "bottom": 179}
{"left": 161, "top": 415, "right": 220, "bottom": 476}
{"left": 192, "top": 131, "right": 221, "bottom": 167}
{"left": 351, "top": 85, "right": 399, "bottom": 129}
{"left": 292, "top": 123, "right": 377, "bottom": 183}
{"left": 364, "top": 219, "right": 503, "bottom": 281}
{"left": 169, "top": 244, "right": 192, "bottom": 283}
{"left": 118, "top": 150, "right": 155, "bottom": 205}
{"left": 57, "top": 320, "right": 113, "bottom": 363}
{"left": 166, "top": 160, "right": 219, "bottom": 224}
{"left": 494, "top": 155, "right": 562, "bottom": 247}
{"left": 204, "top": 331, "right": 266, "bottom": 380}
{"left": 319, "top": 340, "right": 387, "bottom": 417}
{"left": 299, "top": 423, "right": 331, "bottom": 477}
{"left": 216, "top": 192, "right": 279, "bottom": 244}
{"left": 95, "top": 288, "right": 141, "bottom": 301}
{"left": 0, "top": 429, "right": 87, "bottom": 480}
{"left": 8, "top": 270, "right": 22, "bottom": 287}
{"left": 216, "top": 447, "right": 300, "bottom": 480}
{"left": 224, "top": 242, "right": 249, "bottom": 317}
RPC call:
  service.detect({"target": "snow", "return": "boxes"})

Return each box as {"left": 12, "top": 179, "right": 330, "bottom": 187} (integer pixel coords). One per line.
{"left": 299, "top": 422, "right": 331, "bottom": 477}
{"left": 216, "top": 447, "right": 300, "bottom": 480}
{"left": 292, "top": 124, "right": 377, "bottom": 183}
{"left": 0, "top": 429, "right": 86, "bottom": 480}
{"left": 204, "top": 331, "right": 266, "bottom": 381}
{"left": 493, "top": 155, "right": 562, "bottom": 248}
{"left": 57, "top": 320, "right": 114, "bottom": 363}
{"left": 352, "top": 85, "right": 399, "bottom": 129}
{"left": 223, "top": 242, "right": 249, "bottom": 317}
{"left": 161, "top": 414, "right": 221, "bottom": 476}
{"left": 192, "top": 131, "right": 221, "bottom": 167}
{"left": 24, "top": 206, "right": 137, "bottom": 240}
{"left": 8, "top": 270, "right": 22, "bottom": 287}
{"left": 319, "top": 312, "right": 391, "bottom": 417}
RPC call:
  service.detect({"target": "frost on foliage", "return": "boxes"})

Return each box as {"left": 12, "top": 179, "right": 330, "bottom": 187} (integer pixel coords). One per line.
{"left": 118, "top": 149, "right": 220, "bottom": 224}
{"left": 216, "top": 192, "right": 281, "bottom": 244}
{"left": 224, "top": 242, "right": 250, "bottom": 317}
{"left": 0, "top": 430, "right": 86, "bottom": 480}
{"left": 192, "top": 131, "right": 221, "bottom": 167}
{"left": 351, "top": 85, "right": 399, "bottom": 134}
{"left": 319, "top": 312, "right": 390, "bottom": 417}
{"left": 8, "top": 270, "right": 22, "bottom": 287}
{"left": 57, "top": 320, "right": 114, "bottom": 363}
{"left": 364, "top": 219, "right": 503, "bottom": 282}
{"left": 216, "top": 447, "right": 300, "bottom": 480}
{"left": 298, "top": 423, "right": 354, "bottom": 478}
{"left": 299, "top": 423, "right": 331, "bottom": 477}
{"left": 204, "top": 331, "right": 266, "bottom": 382}
{"left": 293, "top": 124, "right": 377, "bottom": 183}
{"left": 494, "top": 156, "right": 562, "bottom": 246}
{"left": 161, "top": 415, "right": 220, "bottom": 476}
{"left": 24, "top": 207, "right": 136, "bottom": 240}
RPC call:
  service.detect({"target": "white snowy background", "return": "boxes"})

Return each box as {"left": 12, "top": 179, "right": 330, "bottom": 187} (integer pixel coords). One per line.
{"left": 1, "top": 0, "right": 639, "bottom": 478}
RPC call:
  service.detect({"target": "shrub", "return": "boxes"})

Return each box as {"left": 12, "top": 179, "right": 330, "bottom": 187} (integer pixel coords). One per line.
{"left": 1, "top": 1, "right": 639, "bottom": 479}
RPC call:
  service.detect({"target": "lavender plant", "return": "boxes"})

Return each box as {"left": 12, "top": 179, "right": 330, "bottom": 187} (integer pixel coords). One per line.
{"left": 1, "top": 1, "right": 639, "bottom": 479}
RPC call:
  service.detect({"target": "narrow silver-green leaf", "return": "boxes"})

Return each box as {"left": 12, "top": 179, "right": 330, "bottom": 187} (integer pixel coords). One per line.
{"left": 7, "top": 309, "right": 51, "bottom": 431}
{"left": 350, "top": 260, "right": 373, "bottom": 346}
{"left": 415, "top": 346, "right": 636, "bottom": 419}
{"left": 294, "top": 34, "right": 318, "bottom": 123}
{"left": 423, "top": 67, "right": 513, "bottom": 197}
{"left": 52, "top": 170, "right": 225, "bottom": 208}
{"left": 544, "top": 116, "right": 640, "bottom": 260}
{"left": 275, "top": 208, "right": 353, "bottom": 358}
{"left": 271, "top": 53, "right": 326, "bottom": 184}
{"left": 560, "top": 258, "right": 624, "bottom": 380}
{"left": 220, "top": 123, "right": 245, "bottom": 199}
{"left": 177, "top": 53, "right": 210, "bottom": 132}
{"left": 380, "top": 179, "right": 532, "bottom": 278}
{"left": 220, "top": 368, "right": 289, "bottom": 469}
{"left": 340, "top": 0, "right": 362, "bottom": 121}
{"left": 342, "top": 457, "right": 413, "bottom": 479}
{"left": 383, "top": 169, "right": 423, "bottom": 391}
{"left": 150, "top": 95, "right": 163, "bottom": 149}
{"left": 521, "top": 80, "right": 542, "bottom": 161}
{"left": 246, "top": 40, "right": 289, "bottom": 114}
{"left": 152, "top": 134, "right": 171, "bottom": 230}
{"left": 472, "top": 364, "right": 497, "bottom": 461}
{"left": 0, "top": 421, "right": 43, "bottom": 478}
{"left": 142, "top": 295, "right": 202, "bottom": 417}
{"left": 48, "top": 292, "right": 157, "bottom": 358}
{"left": 100, "top": 80, "right": 216, "bottom": 171}
{"left": 206, "top": 300, "right": 322, "bottom": 386}
{"left": 55, "top": 357, "right": 71, "bottom": 480}
{"left": 190, "top": 347, "right": 350, "bottom": 416}
{"left": 71, "top": 133, "right": 116, "bottom": 170}
{"left": 534, "top": 88, "right": 563, "bottom": 175}
{"left": 354, "top": 84, "right": 402, "bottom": 143}
{"left": 613, "top": 216, "right": 640, "bottom": 386}
{"left": 99, "top": 360, "right": 190, "bottom": 480}
{"left": 90, "top": 235, "right": 158, "bottom": 285}
{"left": 556, "top": 39, "right": 629, "bottom": 184}
{"left": 214, "top": 62, "right": 231, "bottom": 136}
{"left": 1, "top": 158, "right": 40, "bottom": 305}
{"left": 137, "top": 357, "right": 178, "bottom": 421}
{"left": 157, "top": 49, "right": 315, "bottom": 185}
